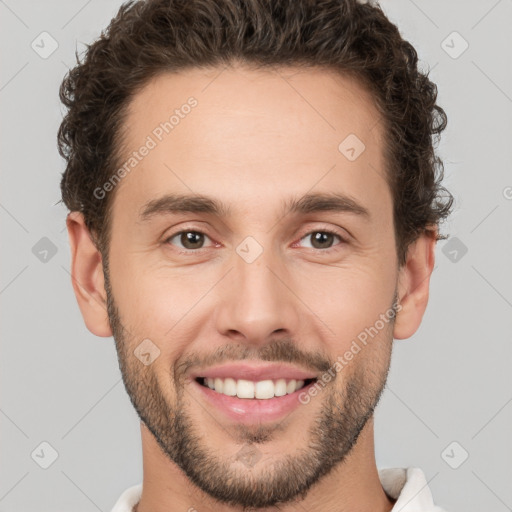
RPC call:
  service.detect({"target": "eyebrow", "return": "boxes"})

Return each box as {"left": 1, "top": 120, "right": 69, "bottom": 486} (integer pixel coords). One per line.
{"left": 138, "top": 192, "right": 370, "bottom": 222}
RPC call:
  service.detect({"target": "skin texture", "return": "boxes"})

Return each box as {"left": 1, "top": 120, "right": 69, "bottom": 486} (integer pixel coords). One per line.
{"left": 66, "top": 65, "right": 436, "bottom": 512}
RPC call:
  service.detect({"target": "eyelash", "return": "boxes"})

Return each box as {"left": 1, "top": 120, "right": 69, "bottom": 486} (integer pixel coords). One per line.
{"left": 163, "top": 226, "right": 347, "bottom": 254}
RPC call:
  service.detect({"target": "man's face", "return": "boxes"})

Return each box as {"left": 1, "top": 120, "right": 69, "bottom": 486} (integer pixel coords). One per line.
{"left": 105, "top": 65, "right": 399, "bottom": 507}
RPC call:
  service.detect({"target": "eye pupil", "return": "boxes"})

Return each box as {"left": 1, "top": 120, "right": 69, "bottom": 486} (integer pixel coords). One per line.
{"left": 311, "top": 231, "right": 334, "bottom": 249}
{"left": 181, "top": 231, "right": 204, "bottom": 249}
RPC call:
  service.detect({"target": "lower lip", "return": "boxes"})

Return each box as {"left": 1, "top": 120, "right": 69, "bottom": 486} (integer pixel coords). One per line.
{"left": 192, "top": 379, "right": 316, "bottom": 424}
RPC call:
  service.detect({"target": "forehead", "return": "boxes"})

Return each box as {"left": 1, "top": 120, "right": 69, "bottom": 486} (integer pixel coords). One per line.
{"left": 112, "top": 65, "right": 389, "bottom": 224}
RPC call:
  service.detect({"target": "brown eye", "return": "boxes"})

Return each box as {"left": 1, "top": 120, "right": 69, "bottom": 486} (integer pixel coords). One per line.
{"left": 299, "top": 230, "right": 344, "bottom": 251}
{"left": 181, "top": 231, "right": 204, "bottom": 249}
{"left": 166, "top": 230, "right": 212, "bottom": 250}
{"left": 311, "top": 232, "right": 335, "bottom": 249}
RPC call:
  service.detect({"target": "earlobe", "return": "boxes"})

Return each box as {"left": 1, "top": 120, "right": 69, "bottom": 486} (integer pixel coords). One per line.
{"left": 66, "top": 211, "right": 113, "bottom": 337}
{"left": 393, "top": 230, "right": 436, "bottom": 340}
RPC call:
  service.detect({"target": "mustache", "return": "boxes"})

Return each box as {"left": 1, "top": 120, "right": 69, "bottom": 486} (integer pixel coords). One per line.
{"left": 174, "top": 338, "right": 333, "bottom": 382}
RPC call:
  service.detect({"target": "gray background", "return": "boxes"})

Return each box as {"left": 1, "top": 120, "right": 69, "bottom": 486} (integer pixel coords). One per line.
{"left": 1, "top": 1, "right": 511, "bottom": 511}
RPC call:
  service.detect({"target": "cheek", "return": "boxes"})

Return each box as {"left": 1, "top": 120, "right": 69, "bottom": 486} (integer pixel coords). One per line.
{"left": 300, "top": 260, "right": 397, "bottom": 346}
{"left": 110, "top": 264, "right": 209, "bottom": 367}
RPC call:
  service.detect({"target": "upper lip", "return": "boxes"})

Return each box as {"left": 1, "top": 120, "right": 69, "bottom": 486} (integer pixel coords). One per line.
{"left": 190, "top": 362, "right": 319, "bottom": 382}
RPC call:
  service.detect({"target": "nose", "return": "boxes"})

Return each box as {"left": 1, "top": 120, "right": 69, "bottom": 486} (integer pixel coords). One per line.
{"left": 213, "top": 245, "right": 301, "bottom": 347}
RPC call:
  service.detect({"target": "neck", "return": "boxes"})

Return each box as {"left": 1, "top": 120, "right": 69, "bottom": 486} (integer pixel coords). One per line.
{"left": 135, "top": 417, "right": 396, "bottom": 512}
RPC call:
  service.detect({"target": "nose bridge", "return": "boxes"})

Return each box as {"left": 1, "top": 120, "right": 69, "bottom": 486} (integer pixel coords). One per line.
{"left": 215, "top": 238, "right": 299, "bottom": 343}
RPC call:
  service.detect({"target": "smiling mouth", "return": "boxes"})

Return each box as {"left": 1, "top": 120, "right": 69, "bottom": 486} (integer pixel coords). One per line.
{"left": 195, "top": 376, "right": 317, "bottom": 399}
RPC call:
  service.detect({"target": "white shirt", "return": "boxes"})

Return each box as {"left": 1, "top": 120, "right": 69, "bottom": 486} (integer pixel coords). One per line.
{"left": 111, "top": 466, "right": 447, "bottom": 512}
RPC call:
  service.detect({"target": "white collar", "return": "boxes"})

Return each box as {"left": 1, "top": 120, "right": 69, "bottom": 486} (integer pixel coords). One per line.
{"left": 378, "top": 467, "right": 446, "bottom": 511}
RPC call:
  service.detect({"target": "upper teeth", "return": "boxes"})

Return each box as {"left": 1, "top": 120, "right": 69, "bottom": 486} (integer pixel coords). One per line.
{"left": 203, "top": 377, "right": 306, "bottom": 399}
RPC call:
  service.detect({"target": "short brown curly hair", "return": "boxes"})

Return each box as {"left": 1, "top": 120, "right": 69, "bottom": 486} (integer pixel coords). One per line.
{"left": 58, "top": 0, "right": 453, "bottom": 267}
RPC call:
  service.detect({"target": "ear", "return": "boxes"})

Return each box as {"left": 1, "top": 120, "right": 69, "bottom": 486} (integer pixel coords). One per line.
{"left": 393, "top": 230, "right": 436, "bottom": 340}
{"left": 66, "top": 211, "right": 113, "bottom": 337}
